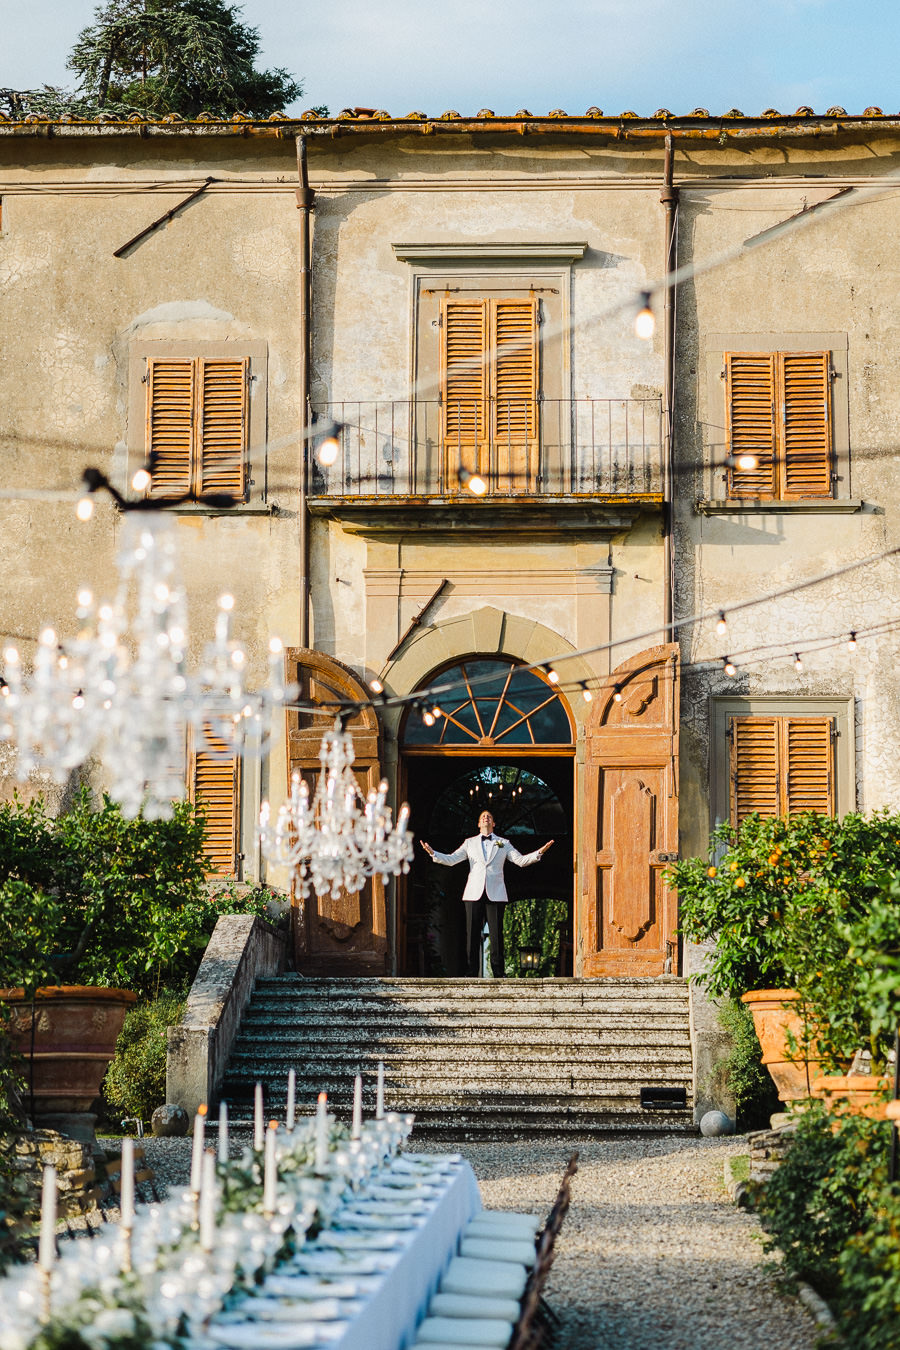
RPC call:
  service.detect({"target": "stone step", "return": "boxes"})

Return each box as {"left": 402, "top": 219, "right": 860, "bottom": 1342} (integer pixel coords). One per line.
{"left": 255, "top": 976, "right": 688, "bottom": 991}
{"left": 242, "top": 1004, "right": 688, "bottom": 1026}
{"left": 252, "top": 981, "right": 689, "bottom": 1005}
{"left": 227, "top": 1048, "right": 692, "bottom": 1074}
{"left": 230, "top": 1032, "right": 692, "bottom": 1055}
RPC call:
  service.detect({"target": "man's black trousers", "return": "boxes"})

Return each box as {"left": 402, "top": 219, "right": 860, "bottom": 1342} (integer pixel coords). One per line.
{"left": 464, "top": 896, "right": 505, "bottom": 978}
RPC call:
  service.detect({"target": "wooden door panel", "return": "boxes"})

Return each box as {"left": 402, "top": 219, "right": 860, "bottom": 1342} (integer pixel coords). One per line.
{"left": 284, "top": 648, "right": 388, "bottom": 975}
{"left": 579, "top": 644, "right": 679, "bottom": 978}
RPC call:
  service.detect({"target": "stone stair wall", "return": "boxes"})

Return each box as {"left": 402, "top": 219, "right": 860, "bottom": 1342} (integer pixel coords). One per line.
{"left": 218, "top": 977, "right": 694, "bottom": 1138}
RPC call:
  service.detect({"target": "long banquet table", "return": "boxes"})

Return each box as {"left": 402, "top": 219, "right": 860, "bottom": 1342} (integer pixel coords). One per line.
{"left": 202, "top": 1154, "right": 483, "bottom": 1350}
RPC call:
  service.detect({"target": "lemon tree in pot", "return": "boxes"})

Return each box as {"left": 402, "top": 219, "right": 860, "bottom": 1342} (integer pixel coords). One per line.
{"left": 0, "top": 789, "right": 215, "bottom": 1134}
{"left": 670, "top": 811, "right": 900, "bottom": 1106}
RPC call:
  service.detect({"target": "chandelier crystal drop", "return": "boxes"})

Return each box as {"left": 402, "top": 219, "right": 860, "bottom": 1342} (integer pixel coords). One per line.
{"left": 0, "top": 515, "right": 288, "bottom": 818}
{"left": 257, "top": 722, "right": 413, "bottom": 898}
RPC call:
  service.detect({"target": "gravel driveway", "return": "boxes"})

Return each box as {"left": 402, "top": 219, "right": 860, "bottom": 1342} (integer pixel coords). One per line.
{"left": 136, "top": 1130, "right": 820, "bottom": 1350}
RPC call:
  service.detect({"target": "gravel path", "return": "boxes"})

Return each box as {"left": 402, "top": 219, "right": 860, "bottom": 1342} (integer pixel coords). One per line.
{"left": 125, "top": 1131, "right": 820, "bottom": 1350}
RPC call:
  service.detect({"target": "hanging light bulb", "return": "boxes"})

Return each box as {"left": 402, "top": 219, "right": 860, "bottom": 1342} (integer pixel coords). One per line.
{"left": 634, "top": 292, "right": 655, "bottom": 340}
{"left": 431, "top": 706, "right": 442, "bottom": 719}
{"left": 76, "top": 496, "right": 94, "bottom": 521}
{"left": 735, "top": 453, "right": 758, "bottom": 471}
{"left": 613, "top": 684, "right": 622, "bottom": 702}
{"left": 460, "top": 468, "right": 488, "bottom": 496}
{"left": 423, "top": 709, "right": 436, "bottom": 727}
{"left": 847, "top": 632, "right": 858, "bottom": 652}
{"left": 131, "top": 466, "right": 152, "bottom": 493}
{"left": 794, "top": 653, "right": 803, "bottom": 672}
{"left": 723, "top": 657, "right": 736, "bottom": 678}
{"left": 316, "top": 435, "right": 340, "bottom": 467}
{"left": 369, "top": 678, "right": 384, "bottom": 694}
{"left": 581, "top": 683, "right": 593, "bottom": 702}
{"left": 546, "top": 667, "right": 560, "bottom": 685}
{"left": 716, "top": 612, "right": 728, "bottom": 636}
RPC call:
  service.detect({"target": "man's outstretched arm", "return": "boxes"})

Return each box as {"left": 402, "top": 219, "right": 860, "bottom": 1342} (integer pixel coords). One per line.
{"left": 507, "top": 839, "right": 555, "bottom": 867}
{"left": 420, "top": 840, "right": 468, "bottom": 865}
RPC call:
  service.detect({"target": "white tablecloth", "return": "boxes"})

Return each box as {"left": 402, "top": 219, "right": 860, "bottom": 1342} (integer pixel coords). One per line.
{"left": 332, "top": 1162, "right": 482, "bottom": 1350}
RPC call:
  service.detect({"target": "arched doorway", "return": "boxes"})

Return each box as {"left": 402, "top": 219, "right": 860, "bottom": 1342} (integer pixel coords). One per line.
{"left": 399, "top": 657, "right": 575, "bottom": 976}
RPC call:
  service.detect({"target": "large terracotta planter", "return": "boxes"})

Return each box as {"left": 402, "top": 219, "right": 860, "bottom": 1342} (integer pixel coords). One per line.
{"left": 1, "top": 986, "right": 137, "bottom": 1114}
{"left": 812, "top": 1074, "right": 893, "bottom": 1119}
{"left": 741, "top": 988, "right": 824, "bottom": 1103}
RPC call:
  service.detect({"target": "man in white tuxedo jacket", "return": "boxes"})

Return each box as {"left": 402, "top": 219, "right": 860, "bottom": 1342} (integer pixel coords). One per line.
{"left": 422, "top": 811, "right": 554, "bottom": 978}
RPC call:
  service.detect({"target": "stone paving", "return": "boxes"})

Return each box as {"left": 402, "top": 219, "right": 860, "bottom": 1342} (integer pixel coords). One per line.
{"left": 138, "top": 1130, "right": 821, "bottom": 1350}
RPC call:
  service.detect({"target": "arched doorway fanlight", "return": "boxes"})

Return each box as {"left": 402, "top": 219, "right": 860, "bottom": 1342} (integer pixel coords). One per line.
{"left": 402, "top": 658, "right": 572, "bottom": 747}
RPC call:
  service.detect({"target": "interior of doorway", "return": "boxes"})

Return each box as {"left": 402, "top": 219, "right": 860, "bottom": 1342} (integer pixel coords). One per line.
{"left": 401, "top": 756, "right": 573, "bottom": 977}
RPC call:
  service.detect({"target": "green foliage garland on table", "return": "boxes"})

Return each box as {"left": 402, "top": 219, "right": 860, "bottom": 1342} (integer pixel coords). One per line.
{"left": 503, "top": 897, "right": 568, "bottom": 977}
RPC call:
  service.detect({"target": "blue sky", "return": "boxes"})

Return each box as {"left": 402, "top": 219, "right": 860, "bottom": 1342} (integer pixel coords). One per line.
{"left": 1, "top": 0, "right": 897, "bottom": 118}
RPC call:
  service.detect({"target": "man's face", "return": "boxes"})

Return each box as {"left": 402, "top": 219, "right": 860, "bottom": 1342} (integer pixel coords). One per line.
{"left": 478, "top": 812, "right": 494, "bottom": 836}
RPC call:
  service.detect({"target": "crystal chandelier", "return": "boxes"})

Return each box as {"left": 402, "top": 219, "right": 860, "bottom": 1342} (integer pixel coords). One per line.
{"left": 257, "top": 722, "right": 413, "bottom": 898}
{"left": 0, "top": 515, "right": 287, "bottom": 818}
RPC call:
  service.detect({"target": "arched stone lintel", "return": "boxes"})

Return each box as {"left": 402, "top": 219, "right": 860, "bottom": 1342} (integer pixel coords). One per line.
{"left": 380, "top": 605, "right": 595, "bottom": 738}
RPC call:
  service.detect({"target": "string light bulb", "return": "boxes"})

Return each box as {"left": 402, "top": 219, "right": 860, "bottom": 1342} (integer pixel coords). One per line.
{"left": 369, "top": 678, "right": 384, "bottom": 694}
{"left": 76, "top": 496, "right": 94, "bottom": 521}
{"left": 794, "top": 653, "right": 803, "bottom": 672}
{"left": 431, "top": 706, "right": 442, "bottom": 719}
{"left": 716, "top": 612, "right": 728, "bottom": 636}
{"left": 612, "top": 684, "right": 622, "bottom": 703}
{"left": 131, "top": 467, "right": 152, "bottom": 493}
{"left": 634, "top": 292, "right": 655, "bottom": 340}
{"left": 736, "top": 453, "right": 759, "bottom": 471}
{"left": 723, "top": 657, "right": 736, "bottom": 678}
{"left": 423, "top": 709, "right": 436, "bottom": 727}
{"left": 316, "top": 427, "right": 341, "bottom": 467}
{"left": 546, "top": 667, "right": 560, "bottom": 685}
{"left": 460, "top": 469, "right": 488, "bottom": 496}
{"left": 847, "top": 632, "right": 857, "bottom": 652}
{"left": 580, "top": 683, "right": 593, "bottom": 702}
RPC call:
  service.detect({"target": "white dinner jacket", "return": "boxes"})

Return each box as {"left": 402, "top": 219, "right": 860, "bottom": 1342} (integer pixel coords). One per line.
{"left": 430, "top": 833, "right": 543, "bottom": 904}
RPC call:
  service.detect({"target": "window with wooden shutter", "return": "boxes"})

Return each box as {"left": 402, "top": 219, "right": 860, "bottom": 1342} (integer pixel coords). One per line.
{"left": 147, "top": 356, "right": 248, "bottom": 500}
{"left": 726, "top": 351, "right": 832, "bottom": 499}
{"left": 729, "top": 714, "right": 834, "bottom": 824}
{"left": 190, "top": 726, "right": 241, "bottom": 876}
{"left": 441, "top": 297, "right": 539, "bottom": 491}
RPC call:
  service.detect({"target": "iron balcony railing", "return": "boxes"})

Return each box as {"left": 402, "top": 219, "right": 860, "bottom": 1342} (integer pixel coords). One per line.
{"left": 309, "top": 399, "right": 663, "bottom": 498}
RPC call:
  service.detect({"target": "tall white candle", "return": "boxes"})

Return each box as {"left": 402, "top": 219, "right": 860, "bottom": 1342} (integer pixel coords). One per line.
{"left": 263, "top": 1122, "right": 278, "bottom": 1214}
{"left": 351, "top": 1074, "right": 363, "bottom": 1140}
{"left": 218, "top": 1101, "right": 229, "bottom": 1164}
{"left": 376, "top": 1061, "right": 385, "bottom": 1120}
{"left": 38, "top": 1165, "right": 57, "bottom": 1272}
{"left": 190, "top": 1105, "right": 207, "bottom": 1195}
{"left": 254, "top": 1083, "right": 264, "bottom": 1151}
{"left": 120, "top": 1137, "right": 135, "bottom": 1230}
{"left": 315, "top": 1092, "right": 329, "bottom": 1172}
{"left": 199, "top": 1150, "right": 217, "bottom": 1252}
{"left": 286, "top": 1069, "right": 296, "bottom": 1131}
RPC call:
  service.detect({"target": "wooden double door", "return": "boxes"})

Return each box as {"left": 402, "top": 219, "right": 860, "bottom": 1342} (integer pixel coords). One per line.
{"left": 283, "top": 644, "right": 679, "bottom": 978}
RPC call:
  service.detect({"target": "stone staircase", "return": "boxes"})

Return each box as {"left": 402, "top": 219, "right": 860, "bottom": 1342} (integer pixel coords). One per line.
{"left": 218, "top": 977, "right": 695, "bottom": 1138}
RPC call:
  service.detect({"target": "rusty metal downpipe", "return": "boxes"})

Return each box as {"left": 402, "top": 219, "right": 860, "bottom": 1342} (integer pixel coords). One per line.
{"left": 660, "top": 132, "right": 678, "bottom": 639}
{"left": 296, "top": 134, "right": 315, "bottom": 648}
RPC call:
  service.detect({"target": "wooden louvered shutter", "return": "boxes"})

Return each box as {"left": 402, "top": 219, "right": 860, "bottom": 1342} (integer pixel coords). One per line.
{"left": 441, "top": 300, "right": 488, "bottom": 484}
{"left": 492, "top": 299, "right": 539, "bottom": 491}
{"left": 729, "top": 716, "right": 779, "bottom": 824}
{"left": 147, "top": 360, "right": 194, "bottom": 498}
{"left": 781, "top": 352, "right": 832, "bottom": 498}
{"left": 197, "top": 358, "right": 248, "bottom": 498}
{"left": 783, "top": 717, "right": 833, "bottom": 814}
{"left": 191, "top": 726, "right": 240, "bottom": 875}
{"left": 725, "top": 354, "right": 777, "bottom": 497}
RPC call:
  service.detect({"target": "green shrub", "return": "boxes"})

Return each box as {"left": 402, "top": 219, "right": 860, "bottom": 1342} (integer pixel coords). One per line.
{"left": 716, "top": 998, "right": 779, "bottom": 1130}
{"left": 503, "top": 897, "right": 568, "bottom": 977}
{"left": 0, "top": 791, "right": 277, "bottom": 999}
{"left": 758, "top": 1101, "right": 890, "bottom": 1298}
{"left": 102, "top": 995, "right": 186, "bottom": 1124}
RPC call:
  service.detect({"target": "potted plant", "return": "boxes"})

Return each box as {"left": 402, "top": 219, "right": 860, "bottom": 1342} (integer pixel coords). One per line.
{"left": 0, "top": 790, "right": 212, "bottom": 1132}
{"left": 670, "top": 811, "right": 900, "bottom": 1106}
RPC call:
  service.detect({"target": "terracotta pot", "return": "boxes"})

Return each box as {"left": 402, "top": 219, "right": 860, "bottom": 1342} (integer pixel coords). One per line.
{"left": 811, "top": 1074, "right": 893, "bottom": 1119}
{"left": 0, "top": 986, "right": 137, "bottom": 1113}
{"left": 740, "top": 988, "right": 824, "bottom": 1103}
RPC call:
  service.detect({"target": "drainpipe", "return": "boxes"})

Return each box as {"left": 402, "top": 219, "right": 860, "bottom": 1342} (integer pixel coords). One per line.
{"left": 660, "top": 132, "right": 678, "bottom": 639}
{"left": 296, "top": 135, "right": 315, "bottom": 648}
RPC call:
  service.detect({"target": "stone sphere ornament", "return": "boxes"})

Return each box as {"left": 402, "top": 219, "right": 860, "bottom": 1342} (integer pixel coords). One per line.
{"left": 700, "top": 1109, "right": 735, "bottom": 1137}
{"left": 151, "top": 1103, "right": 189, "bottom": 1137}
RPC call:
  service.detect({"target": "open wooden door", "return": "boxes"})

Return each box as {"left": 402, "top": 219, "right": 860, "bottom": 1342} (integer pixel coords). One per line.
{"left": 579, "top": 643, "right": 680, "bottom": 977}
{"left": 284, "top": 649, "right": 388, "bottom": 976}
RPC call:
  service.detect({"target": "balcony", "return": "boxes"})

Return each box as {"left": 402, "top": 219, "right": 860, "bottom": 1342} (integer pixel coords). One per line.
{"left": 307, "top": 398, "right": 663, "bottom": 534}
